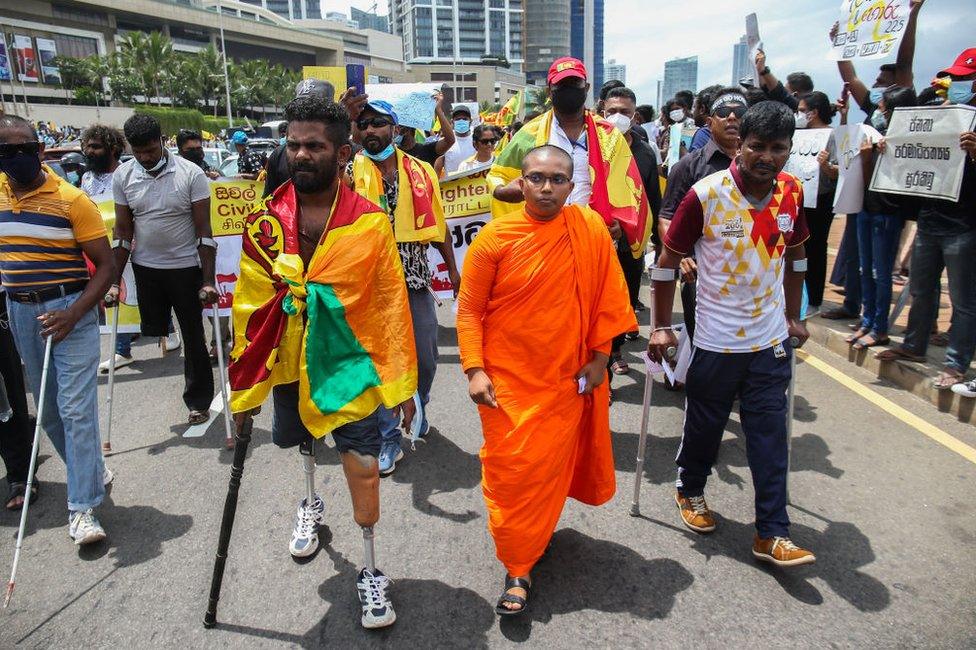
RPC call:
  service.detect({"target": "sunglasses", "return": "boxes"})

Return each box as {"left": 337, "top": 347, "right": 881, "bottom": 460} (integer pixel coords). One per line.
{"left": 356, "top": 117, "right": 394, "bottom": 130}
{"left": 713, "top": 105, "right": 747, "bottom": 119}
{"left": 0, "top": 142, "right": 40, "bottom": 159}
{"left": 478, "top": 138, "right": 498, "bottom": 145}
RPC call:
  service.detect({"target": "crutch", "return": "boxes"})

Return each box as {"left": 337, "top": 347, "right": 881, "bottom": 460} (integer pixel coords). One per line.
{"left": 202, "top": 293, "right": 234, "bottom": 450}
{"left": 786, "top": 336, "right": 801, "bottom": 482}
{"left": 629, "top": 345, "right": 676, "bottom": 517}
{"left": 3, "top": 335, "right": 53, "bottom": 608}
{"left": 102, "top": 302, "right": 120, "bottom": 455}
{"left": 203, "top": 409, "right": 254, "bottom": 628}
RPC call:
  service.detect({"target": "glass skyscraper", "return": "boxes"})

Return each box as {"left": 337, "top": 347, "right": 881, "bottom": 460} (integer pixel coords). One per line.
{"left": 570, "top": 0, "right": 604, "bottom": 98}
{"left": 661, "top": 55, "right": 698, "bottom": 105}
{"left": 240, "top": 0, "right": 320, "bottom": 21}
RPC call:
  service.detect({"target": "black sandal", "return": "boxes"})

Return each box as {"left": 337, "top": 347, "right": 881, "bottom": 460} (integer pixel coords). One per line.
{"left": 6, "top": 481, "right": 38, "bottom": 511}
{"left": 495, "top": 576, "right": 531, "bottom": 616}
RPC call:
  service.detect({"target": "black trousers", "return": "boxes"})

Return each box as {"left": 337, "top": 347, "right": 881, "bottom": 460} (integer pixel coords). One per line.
{"left": 805, "top": 192, "right": 836, "bottom": 307}
{"left": 0, "top": 302, "right": 32, "bottom": 486}
{"left": 132, "top": 264, "right": 215, "bottom": 412}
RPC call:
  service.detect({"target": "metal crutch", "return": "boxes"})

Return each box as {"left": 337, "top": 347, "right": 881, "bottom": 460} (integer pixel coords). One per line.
{"left": 3, "top": 335, "right": 54, "bottom": 608}
{"left": 202, "top": 296, "right": 234, "bottom": 451}
{"left": 102, "top": 302, "right": 120, "bottom": 455}
{"left": 630, "top": 345, "right": 676, "bottom": 517}
{"left": 786, "top": 336, "right": 801, "bottom": 482}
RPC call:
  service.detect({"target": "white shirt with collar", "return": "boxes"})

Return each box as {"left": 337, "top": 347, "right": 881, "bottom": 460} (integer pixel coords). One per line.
{"left": 548, "top": 118, "right": 592, "bottom": 206}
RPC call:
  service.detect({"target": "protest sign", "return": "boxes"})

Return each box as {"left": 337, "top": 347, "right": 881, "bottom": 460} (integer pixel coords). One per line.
{"left": 783, "top": 128, "right": 832, "bottom": 208}
{"left": 96, "top": 179, "right": 263, "bottom": 333}
{"left": 428, "top": 165, "right": 493, "bottom": 299}
{"left": 666, "top": 123, "right": 682, "bottom": 170}
{"left": 830, "top": 0, "right": 910, "bottom": 62}
{"left": 745, "top": 13, "right": 763, "bottom": 82}
{"left": 869, "top": 105, "right": 976, "bottom": 201}
{"left": 302, "top": 66, "right": 347, "bottom": 96}
{"left": 832, "top": 123, "right": 881, "bottom": 214}
{"left": 365, "top": 82, "right": 441, "bottom": 131}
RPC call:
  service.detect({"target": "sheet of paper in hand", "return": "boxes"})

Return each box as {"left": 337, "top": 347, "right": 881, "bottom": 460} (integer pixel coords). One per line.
{"left": 365, "top": 82, "right": 441, "bottom": 131}
{"left": 869, "top": 105, "right": 976, "bottom": 202}
{"left": 783, "top": 128, "right": 832, "bottom": 208}
{"left": 832, "top": 123, "right": 881, "bottom": 214}
{"left": 829, "top": 0, "right": 910, "bottom": 61}
{"left": 745, "top": 13, "right": 763, "bottom": 83}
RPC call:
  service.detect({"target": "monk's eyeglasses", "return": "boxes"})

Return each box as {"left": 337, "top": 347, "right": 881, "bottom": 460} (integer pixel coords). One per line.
{"left": 523, "top": 172, "right": 571, "bottom": 188}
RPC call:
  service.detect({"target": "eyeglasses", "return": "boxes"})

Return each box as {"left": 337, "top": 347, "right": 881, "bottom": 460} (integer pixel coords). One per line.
{"left": 0, "top": 142, "right": 40, "bottom": 159}
{"left": 713, "top": 105, "right": 747, "bottom": 119}
{"left": 523, "top": 172, "right": 571, "bottom": 187}
{"left": 356, "top": 117, "right": 393, "bottom": 130}
{"left": 478, "top": 138, "right": 498, "bottom": 145}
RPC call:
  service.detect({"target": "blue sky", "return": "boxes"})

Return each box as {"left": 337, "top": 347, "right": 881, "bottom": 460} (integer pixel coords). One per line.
{"left": 325, "top": 0, "right": 971, "bottom": 120}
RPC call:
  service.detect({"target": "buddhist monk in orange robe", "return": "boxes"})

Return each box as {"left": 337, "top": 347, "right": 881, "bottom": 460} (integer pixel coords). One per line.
{"left": 456, "top": 145, "right": 637, "bottom": 615}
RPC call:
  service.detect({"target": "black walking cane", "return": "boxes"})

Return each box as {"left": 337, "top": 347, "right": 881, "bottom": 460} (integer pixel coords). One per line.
{"left": 203, "top": 409, "right": 255, "bottom": 628}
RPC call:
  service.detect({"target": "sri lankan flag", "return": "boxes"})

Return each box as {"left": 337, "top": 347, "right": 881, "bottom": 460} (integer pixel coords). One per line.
{"left": 229, "top": 182, "right": 417, "bottom": 436}
{"left": 486, "top": 110, "right": 652, "bottom": 258}
{"left": 497, "top": 90, "right": 522, "bottom": 126}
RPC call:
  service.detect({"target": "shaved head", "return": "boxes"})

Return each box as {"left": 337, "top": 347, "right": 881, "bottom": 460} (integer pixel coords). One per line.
{"left": 521, "top": 145, "right": 573, "bottom": 176}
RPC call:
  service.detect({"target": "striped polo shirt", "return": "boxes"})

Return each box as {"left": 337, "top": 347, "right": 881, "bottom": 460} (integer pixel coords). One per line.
{"left": 0, "top": 166, "right": 106, "bottom": 290}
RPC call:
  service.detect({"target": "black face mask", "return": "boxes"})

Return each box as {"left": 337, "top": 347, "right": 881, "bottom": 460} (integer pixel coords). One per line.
{"left": 182, "top": 149, "right": 205, "bottom": 165}
{"left": 86, "top": 152, "right": 113, "bottom": 173}
{"left": 0, "top": 153, "right": 42, "bottom": 186}
{"left": 551, "top": 86, "right": 588, "bottom": 113}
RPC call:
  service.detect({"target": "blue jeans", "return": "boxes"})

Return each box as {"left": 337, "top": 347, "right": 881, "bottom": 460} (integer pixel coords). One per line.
{"left": 903, "top": 229, "right": 976, "bottom": 373}
{"left": 380, "top": 288, "right": 437, "bottom": 443}
{"left": 7, "top": 292, "right": 105, "bottom": 512}
{"left": 856, "top": 211, "right": 905, "bottom": 335}
{"left": 116, "top": 333, "right": 132, "bottom": 357}
{"left": 830, "top": 214, "right": 861, "bottom": 314}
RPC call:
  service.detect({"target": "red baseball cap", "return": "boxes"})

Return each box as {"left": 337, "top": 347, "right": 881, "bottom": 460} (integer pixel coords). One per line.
{"left": 939, "top": 48, "right": 976, "bottom": 77}
{"left": 547, "top": 57, "right": 587, "bottom": 86}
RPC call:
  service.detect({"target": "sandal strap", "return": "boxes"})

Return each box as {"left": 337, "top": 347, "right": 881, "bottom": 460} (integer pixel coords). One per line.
{"left": 505, "top": 576, "right": 531, "bottom": 591}
{"left": 498, "top": 594, "right": 527, "bottom": 607}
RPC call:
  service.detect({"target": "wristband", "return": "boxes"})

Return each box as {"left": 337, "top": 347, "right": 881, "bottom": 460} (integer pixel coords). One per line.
{"left": 112, "top": 239, "right": 132, "bottom": 251}
{"left": 652, "top": 326, "right": 675, "bottom": 333}
{"left": 760, "top": 66, "right": 770, "bottom": 76}
{"left": 650, "top": 267, "right": 680, "bottom": 282}
{"left": 197, "top": 237, "right": 218, "bottom": 249}
{"left": 791, "top": 258, "right": 808, "bottom": 272}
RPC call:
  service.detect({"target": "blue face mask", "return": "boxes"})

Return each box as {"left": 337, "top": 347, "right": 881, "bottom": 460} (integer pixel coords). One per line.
{"left": 869, "top": 87, "right": 885, "bottom": 106}
{"left": 870, "top": 109, "right": 888, "bottom": 132}
{"left": 279, "top": 136, "right": 286, "bottom": 146}
{"left": 947, "top": 80, "right": 976, "bottom": 106}
{"left": 394, "top": 134, "right": 404, "bottom": 146}
{"left": 66, "top": 171, "right": 79, "bottom": 186}
{"left": 454, "top": 119, "right": 471, "bottom": 134}
{"left": 364, "top": 143, "right": 396, "bottom": 162}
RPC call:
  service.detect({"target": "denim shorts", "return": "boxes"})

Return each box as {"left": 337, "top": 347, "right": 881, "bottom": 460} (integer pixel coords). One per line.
{"left": 271, "top": 382, "right": 381, "bottom": 457}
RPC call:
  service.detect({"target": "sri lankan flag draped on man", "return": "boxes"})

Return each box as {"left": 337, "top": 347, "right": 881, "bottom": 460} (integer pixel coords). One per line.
{"left": 487, "top": 110, "right": 652, "bottom": 258}
{"left": 228, "top": 182, "right": 417, "bottom": 435}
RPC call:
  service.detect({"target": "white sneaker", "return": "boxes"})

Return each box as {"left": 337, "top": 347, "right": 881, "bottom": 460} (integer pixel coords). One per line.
{"left": 98, "top": 354, "right": 132, "bottom": 374}
{"left": 357, "top": 568, "right": 396, "bottom": 628}
{"left": 103, "top": 467, "right": 114, "bottom": 487}
{"left": 161, "top": 330, "right": 181, "bottom": 353}
{"left": 68, "top": 509, "right": 106, "bottom": 545}
{"left": 952, "top": 379, "right": 976, "bottom": 398}
{"left": 289, "top": 496, "right": 325, "bottom": 558}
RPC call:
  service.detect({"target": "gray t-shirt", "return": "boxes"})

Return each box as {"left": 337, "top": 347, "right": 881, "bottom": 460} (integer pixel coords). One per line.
{"left": 112, "top": 153, "right": 210, "bottom": 269}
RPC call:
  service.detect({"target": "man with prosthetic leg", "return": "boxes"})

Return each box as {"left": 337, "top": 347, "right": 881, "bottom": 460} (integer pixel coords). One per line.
{"left": 228, "top": 96, "right": 417, "bottom": 628}
{"left": 648, "top": 101, "right": 816, "bottom": 567}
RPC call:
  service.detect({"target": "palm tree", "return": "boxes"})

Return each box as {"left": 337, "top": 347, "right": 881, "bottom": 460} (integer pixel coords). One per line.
{"left": 118, "top": 31, "right": 172, "bottom": 105}
{"left": 194, "top": 44, "right": 226, "bottom": 116}
{"left": 524, "top": 86, "right": 550, "bottom": 114}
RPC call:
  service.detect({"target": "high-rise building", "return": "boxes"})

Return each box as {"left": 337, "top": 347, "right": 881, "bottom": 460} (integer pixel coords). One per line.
{"left": 239, "top": 0, "right": 321, "bottom": 21}
{"left": 524, "top": 0, "right": 571, "bottom": 86}
{"left": 570, "top": 0, "right": 604, "bottom": 99}
{"left": 661, "top": 55, "right": 697, "bottom": 105}
{"left": 351, "top": 7, "right": 391, "bottom": 33}
{"left": 604, "top": 58, "right": 625, "bottom": 85}
{"left": 731, "top": 35, "right": 751, "bottom": 86}
{"left": 389, "top": 0, "right": 524, "bottom": 70}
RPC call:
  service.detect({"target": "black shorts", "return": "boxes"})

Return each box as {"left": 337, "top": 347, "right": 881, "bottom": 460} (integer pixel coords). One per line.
{"left": 131, "top": 264, "right": 202, "bottom": 337}
{"left": 271, "top": 383, "right": 382, "bottom": 457}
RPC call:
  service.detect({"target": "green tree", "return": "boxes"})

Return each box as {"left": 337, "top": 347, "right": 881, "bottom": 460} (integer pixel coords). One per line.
{"left": 118, "top": 30, "right": 173, "bottom": 106}
{"left": 525, "top": 86, "right": 550, "bottom": 113}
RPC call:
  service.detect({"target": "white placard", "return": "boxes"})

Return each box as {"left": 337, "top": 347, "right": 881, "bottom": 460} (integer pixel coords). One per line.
{"left": 783, "top": 128, "right": 832, "bottom": 208}
{"left": 829, "top": 0, "right": 910, "bottom": 61}
{"left": 745, "top": 13, "right": 763, "bottom": 83}
{"left": 869, "top": 105, "right": 976, "bottom": 202}
{"left": 832, "top": 123, "right": 881, "bottom": 214}
{"left": 427, "top": 213, "right": 489, "bottom": 300}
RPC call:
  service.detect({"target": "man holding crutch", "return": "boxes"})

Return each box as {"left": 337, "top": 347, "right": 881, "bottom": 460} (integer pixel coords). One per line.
{"left": 0, "top": 115, "right": 116, "bottom": 545}
{"left": 648, "top": 101, "right": 815, "bottom": 567}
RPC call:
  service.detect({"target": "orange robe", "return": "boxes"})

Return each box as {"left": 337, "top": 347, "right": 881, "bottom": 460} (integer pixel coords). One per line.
{"left": 456, "top": 204, "right": 637, "bottom": 576}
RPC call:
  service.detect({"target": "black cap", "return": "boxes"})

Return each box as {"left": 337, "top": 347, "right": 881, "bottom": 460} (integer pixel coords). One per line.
{"left": 451, "top": 104, "right": 472, "bottom": 118}
{"left": 294, "top": 78, "right": 336, "bottom": 103}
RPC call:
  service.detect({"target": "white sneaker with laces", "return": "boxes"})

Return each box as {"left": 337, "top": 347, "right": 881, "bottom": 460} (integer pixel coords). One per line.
{"left": 951, "top": 380, "right": 976, "bottom": 398}
{"left": 98, "top": 354, "right": 132, "bottom": 374}
{"left": 357, "top": 568, "right": 396, "bottom": 628}
{"left": 289, "top": 496, "right": 325, "bottom": 558}
{"left": 161, "top": 330, "right": 181, "bottom": 353}
{"left": 68, "top": 509, "right": 106, "bottom": 545}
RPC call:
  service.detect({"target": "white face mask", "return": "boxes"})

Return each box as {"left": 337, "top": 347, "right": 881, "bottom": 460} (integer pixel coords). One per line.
{"left": 794, "top": 112, "right": 809, "bottom": 129}
{"left": 669, "top": 109, "right": 686, "bottom": 123}
{"left": 605, "top": 112, "right": 632, "bottom": 133}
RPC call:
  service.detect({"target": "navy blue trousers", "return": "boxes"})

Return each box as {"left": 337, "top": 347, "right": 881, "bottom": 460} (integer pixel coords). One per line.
{"left": 676, "top": 346, "right": 792, "bottom": 538}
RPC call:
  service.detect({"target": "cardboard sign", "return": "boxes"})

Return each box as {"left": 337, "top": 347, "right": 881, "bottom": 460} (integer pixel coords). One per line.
{"left": 365, "top": 82, "right": 441, "bottom": 131}
{"left": 783, "top": 128, "right": 832, "bottom": 208}
{"left": 427, "top": 166, "right": 493, "bottom": 299}
{"left": 830, "top": 0, "right": 910, "bottom": 61}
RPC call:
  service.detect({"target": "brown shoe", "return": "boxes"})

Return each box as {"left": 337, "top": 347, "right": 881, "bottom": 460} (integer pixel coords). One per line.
{"left": 752, "top": 535, "right": 816, "bottom": 567}
{"left": 675, "top": 492, "right": 716, "bottom": 533}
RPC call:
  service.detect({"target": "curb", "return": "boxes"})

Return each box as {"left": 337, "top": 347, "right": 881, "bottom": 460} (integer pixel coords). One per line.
{"left": 805, "top": 319, "right": 976, "bottom": 426}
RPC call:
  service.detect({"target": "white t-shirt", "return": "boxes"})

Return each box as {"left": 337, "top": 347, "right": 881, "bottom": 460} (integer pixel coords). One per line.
{"left": 444, "top": 134, "right": 476, "bottom": 173}
{"left": 548, "top": 119, "right": 591, "bottom": 206}
{"left": 81, "top": 171, "right": 113, "bottom": 198}
{"left": 457, "top": 155, "right": 494, "bottom": 172}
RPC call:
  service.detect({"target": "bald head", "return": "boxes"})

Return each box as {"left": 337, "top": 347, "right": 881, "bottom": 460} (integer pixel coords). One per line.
{"left": 521, "top": 145, "right": 573, "bottom": 176}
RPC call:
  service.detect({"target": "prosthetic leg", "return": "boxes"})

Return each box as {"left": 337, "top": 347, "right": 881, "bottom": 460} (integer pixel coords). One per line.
{"left": 289, "top": 438, "right": 323, "bottom": 558}
{"left": 300, "top": 439, "right": 316, "bottom": 506}
{"left": 362, "top": 525, "right": 376, "bottom": 572}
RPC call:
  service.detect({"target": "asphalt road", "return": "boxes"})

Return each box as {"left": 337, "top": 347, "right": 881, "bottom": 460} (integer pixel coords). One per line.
{"left": 1, "top": 300, "right": 974, "bottom": 648}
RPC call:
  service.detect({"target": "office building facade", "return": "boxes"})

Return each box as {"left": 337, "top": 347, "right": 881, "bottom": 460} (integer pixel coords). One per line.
{"left": 239, "top": 0, "right": 321, "bottom": 21}
{"left": 351, "top": 7, "right": 390, "bottom": 33}
{"left": 604, "top": 58, "right": 625, "bottom": 85}
{"left": 524, "top": 0, "right": 571, "bottom": 86}
{"left": 390, "top": 0, "right": 524, "bottom": 70}
{"left": 570, "top": 0, "right": 603, "bottom": 97}
{"left": 731, "top": 35, "right": 751, "bottom": 86}
{"left": 661, "top": 55, "right": 697, "bottom": 105}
